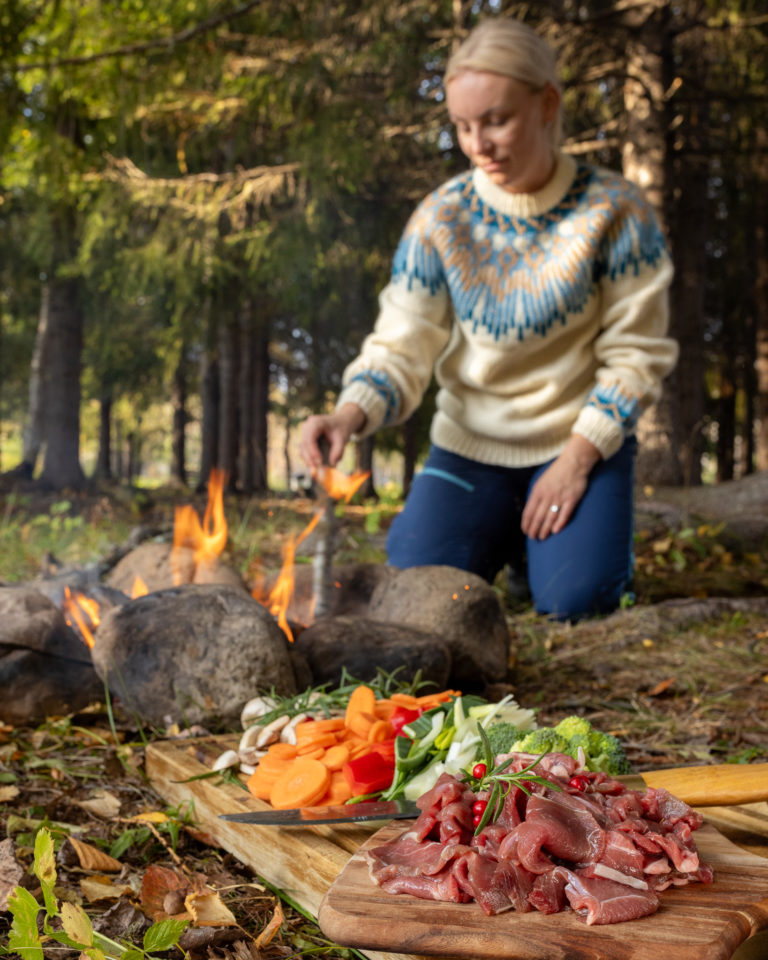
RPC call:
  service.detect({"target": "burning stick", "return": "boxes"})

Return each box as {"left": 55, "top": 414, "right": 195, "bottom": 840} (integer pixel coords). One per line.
{"left": 311, "top": 464, "right": 369, "bottom": 618}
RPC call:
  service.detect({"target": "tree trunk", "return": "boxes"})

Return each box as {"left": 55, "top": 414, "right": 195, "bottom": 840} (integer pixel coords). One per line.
{"left": 355, "top": 435, "right": 377, "bottom": 500}
{"left": 217, "top": 316, "right": 239, "bottom": 489}
{"left": 171, "top": 351, "right": 187, "bottom": 486}
{"left": 198, "top": 349, "right": 219, "bottom": 491}
{"left": 96, "top": 387, "right": 112, "bottom": 480}
{"left": 238, "top": 306, "right": 255, "bottom": 493}
{"left": 39, "top": 276, "right": 85, "bottom": 490}
{"left": 252, "top": 319, "right": 270, "bottom": 492}
{"left": 622, "top": 3, "right": 686, "bottom": 486}
{"left": 754, "top": 134, "right": 768, "bottom": 471}
{"left": 21, "top": 283, "right": 51, "bottom": 477}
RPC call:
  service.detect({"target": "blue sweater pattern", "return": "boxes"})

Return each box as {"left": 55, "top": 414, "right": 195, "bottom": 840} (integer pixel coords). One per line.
{"left": 391, "top": 163, "right": 668, "bottom": 344}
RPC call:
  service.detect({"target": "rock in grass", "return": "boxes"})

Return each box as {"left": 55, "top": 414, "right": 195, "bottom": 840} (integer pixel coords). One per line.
{"left": 90, "top": 584, "right": 298, "bottom": 727}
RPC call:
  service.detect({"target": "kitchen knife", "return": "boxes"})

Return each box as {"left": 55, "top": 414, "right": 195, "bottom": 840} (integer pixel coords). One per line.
{"left": 220, "top": 797, "right": 419, "bottom": 826}
{"left": 219, "top": 762, "right": 768, "bottom": 826}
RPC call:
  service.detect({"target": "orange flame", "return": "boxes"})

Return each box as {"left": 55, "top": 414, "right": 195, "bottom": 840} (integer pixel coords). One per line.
{"left": 131, "top": 576, "right": 149, "bottom": 598}
{"left": 63, "top": 586, "right": 100, "bottom": 649}
{"left": 171, "top": 468, "right": 229, "bottom": 584}
{"left": 314, "top": 466, "right": 369, "bottom": 503}
{"left": 252, "top": 468, "right": 369, "bottom": 641}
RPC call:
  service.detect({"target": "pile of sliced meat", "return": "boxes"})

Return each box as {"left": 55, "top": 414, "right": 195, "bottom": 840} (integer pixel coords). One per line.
{"left": 365, "top": 752, "right": 713, "bottom": 925}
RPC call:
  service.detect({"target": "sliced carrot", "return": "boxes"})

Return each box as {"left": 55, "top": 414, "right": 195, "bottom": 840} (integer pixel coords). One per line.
{"left": 269, "top": 757, "right": 331, "bottom": 809}
{"left": 347, "top": 740, "right": 373, "bottom": 759}
{"left": 320, "top": 743, "right": 351, "bottom": 771}
{"left": 322, "top": 778, "right": 353, "bottom": 805}
{"left": 246, "top": 768, "right": 277, "bottom": 801}
{"left": 296, "top": 732, "right": 339, "bottom": 753}
{"left": 415, "top": 689, "right": 461, "bottom": 708}
{"left": 346, "top": 710, "right": 376, "bottom": 740}
{"left": 259, "top": 752, "right": 299, "bottom": 776}
{"left": 388, "top": 692, "right": 421, "bottom": 709}
{"left": 296, "top": 746, "right": 327, "bottom": 761}
{"left": 344, "top": 685, "right": 377, "bottom": 727}
{"left": 294, "top": 717, "right": 345, "bottom": 737}
{"left": 372, "top": 699, "right": 397, "bottom": 720}
{"left": 367, "top": 719, "right": 393, "bottom": 742}
{"left": 265, "top": 742, "right": 299, "bottom": 761}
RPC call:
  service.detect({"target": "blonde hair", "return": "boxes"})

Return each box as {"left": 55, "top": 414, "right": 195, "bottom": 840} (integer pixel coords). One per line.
{"left": 445, "top": 19, "right": 563, "bottom": 146}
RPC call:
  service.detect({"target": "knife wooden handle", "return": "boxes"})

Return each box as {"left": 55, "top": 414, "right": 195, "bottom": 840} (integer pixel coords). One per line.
{"left": 640, "top": 763, "right": 768, "bottom": 807}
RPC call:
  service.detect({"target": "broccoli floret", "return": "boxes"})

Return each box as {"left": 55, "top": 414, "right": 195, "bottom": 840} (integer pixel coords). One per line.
{"left": 484, "top": 722, "right": 525, "bottom": 757}
{"left": 511, "top": 728, "right": 570, "bottom": 755}
{"left": 554, "top": 715, "right": 593, "bottom": 741}
{"left": 584, "top": 731, "right": 632, "bottom": 776}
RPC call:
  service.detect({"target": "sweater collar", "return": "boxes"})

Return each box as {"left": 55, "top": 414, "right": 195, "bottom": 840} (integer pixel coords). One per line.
{"left": 471, "top": 152, "right": 578, "bottom": 218}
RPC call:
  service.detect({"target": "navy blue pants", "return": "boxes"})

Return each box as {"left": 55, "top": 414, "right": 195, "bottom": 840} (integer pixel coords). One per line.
{"left": 386, "top": 441, "right": 636, "bottom": 620}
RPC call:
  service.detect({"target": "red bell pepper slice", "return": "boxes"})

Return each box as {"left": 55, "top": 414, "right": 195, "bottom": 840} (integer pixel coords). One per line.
{"left": 342, "top": 751, "right": 396, "bottom": 795}
{"left": 390, "top": 706, "right": 422, "bottom": 736}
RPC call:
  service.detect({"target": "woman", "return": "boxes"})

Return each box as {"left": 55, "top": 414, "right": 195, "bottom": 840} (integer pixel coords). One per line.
{"left": 300, "top": 18, "right": 678, "bottom": 620}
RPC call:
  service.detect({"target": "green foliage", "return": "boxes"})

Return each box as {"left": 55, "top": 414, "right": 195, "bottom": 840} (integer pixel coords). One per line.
{"left": 1, "top": 827, "right": 188, "bottom": 958}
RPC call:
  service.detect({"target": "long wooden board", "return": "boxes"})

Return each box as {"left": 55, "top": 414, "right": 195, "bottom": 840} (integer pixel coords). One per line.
{"left": 146, "top": 737, "right": 768, "bottom": 960}
{"left": 318, "top": 820, "right": 768, "bottom": 960}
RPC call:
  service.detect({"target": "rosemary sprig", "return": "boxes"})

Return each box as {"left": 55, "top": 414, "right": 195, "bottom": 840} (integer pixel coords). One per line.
{"left": 465, "top": 725, "right": 561, "bottom": 835}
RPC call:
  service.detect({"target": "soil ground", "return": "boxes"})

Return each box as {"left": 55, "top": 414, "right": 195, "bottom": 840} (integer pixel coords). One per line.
{"left": 1, "top": 480, "right": 766, "bottom": 958}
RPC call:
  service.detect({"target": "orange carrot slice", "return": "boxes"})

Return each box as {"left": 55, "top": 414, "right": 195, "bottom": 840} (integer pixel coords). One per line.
{"left": 296, "top": 732, "right": 339, "bottom": 753}
{"left": 294, "top": 717, "right": 345, "bottom": 737}
{"left": 265, "top": 742, "right": 299, "bottom": 761}
{"left": 269, "top": 757, "right": 331, "bottom": 809}
{"left": 346, "top": 710, "right": 376, "bottom": 740}
{"left": 345, "top": 685, "right": 377, "bottom": 727}
{"left": 373, "top": 699, "right": 397, "bottom": 720}
{"left": 320, "top": 743, "right": 351, "bottom": 771}
{"left": 367, "top": 719, "right": 393, "bottom": 742}
{"left": 246, "top": 768, "right": 276, "bottom": 801}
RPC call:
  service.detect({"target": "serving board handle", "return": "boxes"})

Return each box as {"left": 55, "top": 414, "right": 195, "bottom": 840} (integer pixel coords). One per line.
{"left": 640, "top": 763, "right": 768, "bottom": 807}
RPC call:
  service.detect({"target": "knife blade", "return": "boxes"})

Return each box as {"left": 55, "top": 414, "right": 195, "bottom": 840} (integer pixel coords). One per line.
{"left": 219, "top": 762, "right": 768, "bottom": 826}
{"left": 219, "top": 797, "right": 419, "bottom": 826}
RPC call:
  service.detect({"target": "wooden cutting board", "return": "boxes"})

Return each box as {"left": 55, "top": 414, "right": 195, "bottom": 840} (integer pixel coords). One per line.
{"left": 318, "top": 820, "right": 768, "bottom": 960}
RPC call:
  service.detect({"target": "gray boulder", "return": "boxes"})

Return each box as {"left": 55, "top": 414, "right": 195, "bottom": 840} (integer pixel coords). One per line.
{"left": 294, "top": 615, "right": 452, "bottom": 689}
{"left": 367, "top": 566, "right": 511, "bottom": 687}
{"left": 90, "top": 584, "right": 298, "bottom": 726}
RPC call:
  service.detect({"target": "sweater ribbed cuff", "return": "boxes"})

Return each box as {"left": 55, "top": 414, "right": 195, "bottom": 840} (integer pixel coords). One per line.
{"left": 571, "top": 406, "right": 625, "bottom": 460}
{"left": 335, "top": 382, "right": 388, "bottom": 439}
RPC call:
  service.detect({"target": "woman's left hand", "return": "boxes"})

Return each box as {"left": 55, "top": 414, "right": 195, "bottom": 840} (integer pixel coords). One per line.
{"left": 521, "top": 435, "right": 602, "bottom": 541}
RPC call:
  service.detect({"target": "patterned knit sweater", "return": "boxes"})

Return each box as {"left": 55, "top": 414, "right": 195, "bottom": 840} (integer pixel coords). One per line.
{"left": 336, "top": 152, "right": 678, "bottom": 467}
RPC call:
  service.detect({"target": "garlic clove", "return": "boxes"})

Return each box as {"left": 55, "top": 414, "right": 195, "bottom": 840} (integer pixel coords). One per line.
{"left": 240, "top": 695, "right": 279, "bottom": 729}
{"left": 212, "top": 749, "right": 240, "bottom": 772}
{"left": 255, "top": 715, "right": 291, "bottom": 748}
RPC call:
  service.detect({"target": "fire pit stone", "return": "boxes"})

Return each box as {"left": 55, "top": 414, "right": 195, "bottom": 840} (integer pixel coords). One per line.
{"left": 90, "top": 583, "right": 300, "bottom": 727}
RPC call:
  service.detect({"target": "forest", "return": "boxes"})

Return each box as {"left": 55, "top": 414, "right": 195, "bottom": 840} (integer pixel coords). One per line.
{"left": 1, "top": 0, "right": 767, "bottom": 495}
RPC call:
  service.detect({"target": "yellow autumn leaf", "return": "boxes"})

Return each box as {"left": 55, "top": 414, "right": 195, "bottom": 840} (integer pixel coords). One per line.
{"left": 184, "top": 890, "right": 237, "bottom": 927}
{"left": 128, "top": 811, "right": 169, "bottom": 824}
{"left": 60, "top": 901, "right": 94, "bottom": 947}
{"left": 0, "top": 785, "right": 20, "bottom": 803}
{"left": 81, "top": 875, "right": 134, "bottom": 903}
{"left": 67, "top": 836, "right": 123, "bottom": 873}
{"left": 255, "top": 900, "right": 284, "bottom": 948}
{"left": 651, "top": 537, "right": 671, "bottom": 553}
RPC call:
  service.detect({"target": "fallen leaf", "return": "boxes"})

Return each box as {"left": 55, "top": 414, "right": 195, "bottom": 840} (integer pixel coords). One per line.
{"left": 647, "top": 677, "right": 676, "bottom": 697}
{"left": 80, "top": 875, "right": 134, "bottom": 903}
{"left": 128, "top": 810, "right": 168, "bottom": 824}
{"left": 0, "top": 838, "right": 28, "bottom": 911}
{"left": 255, "top": 900, "right": 284, "bottom": 948}
{"left": 76, "top": 790, "right": 121, "bottom": 819}
{"left": 66, "top": 836, "right": 123, "bottom": 872}
{"left": 184, "top": 890, "right": 237, "bottom": 927}
{"left": 0, "top": 785, "right": 20, "bottom": 803}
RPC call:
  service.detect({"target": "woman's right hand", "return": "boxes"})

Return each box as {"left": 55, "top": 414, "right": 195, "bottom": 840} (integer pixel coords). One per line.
{"left": 299, "top": 403, "right": 367, "bottom": 470}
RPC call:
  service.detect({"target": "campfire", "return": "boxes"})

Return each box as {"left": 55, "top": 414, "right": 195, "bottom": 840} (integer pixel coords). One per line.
{"left": 1, "top": 468, "right": 513, "bottom": 726}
